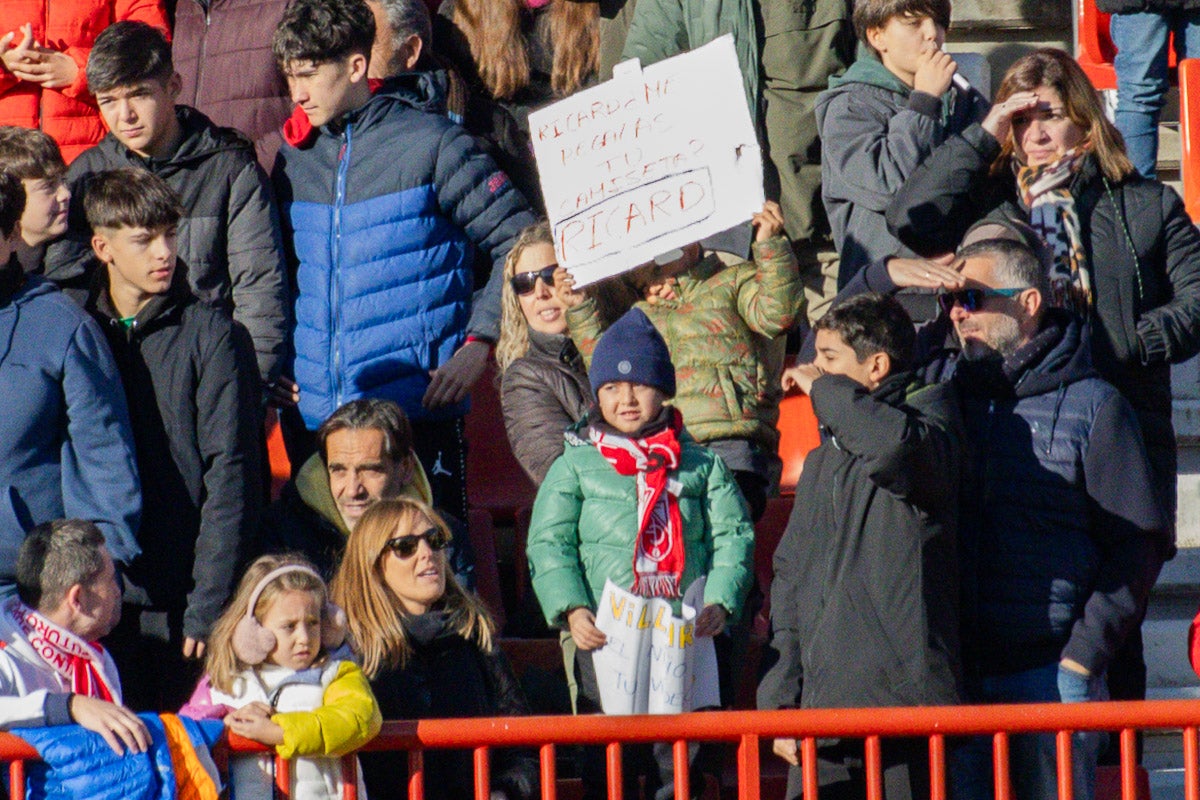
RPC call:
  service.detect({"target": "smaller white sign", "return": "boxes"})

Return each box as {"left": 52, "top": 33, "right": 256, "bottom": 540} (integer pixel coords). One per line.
{"left": 591, "top": 578, "right": 721, "bottom": 715}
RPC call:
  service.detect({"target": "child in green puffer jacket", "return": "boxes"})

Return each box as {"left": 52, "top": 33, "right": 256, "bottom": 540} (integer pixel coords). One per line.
{"left": 561, "top": 201, "right": 801, "bottom": 521}
{"left": 527, "top": 308, "right": 755, "bottom": 800}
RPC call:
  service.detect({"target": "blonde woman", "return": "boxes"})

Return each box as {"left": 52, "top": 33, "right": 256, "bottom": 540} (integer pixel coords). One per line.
{"left": 330, "top": 499, "right": 537, "bottom": 800}
{"left": 495, "top": 222, "right": 592, "bottom": 485}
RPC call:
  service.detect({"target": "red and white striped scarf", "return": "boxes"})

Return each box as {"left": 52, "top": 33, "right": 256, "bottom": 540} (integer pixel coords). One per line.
{"left": 590, "top": 409, "right": 685, "bottom": 598}
{"left": 5, "top": 599, "right": 116, "bottom": 701}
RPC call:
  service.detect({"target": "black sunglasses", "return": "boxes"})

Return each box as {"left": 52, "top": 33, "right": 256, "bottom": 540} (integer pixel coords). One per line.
{"left": 510, "top": 265, "right": 557, "bottom": 296}
{"left": 383, "top": 527, "right": 450, "bottom": 559}
{"left": 938, "top": 287, "right": 1030, "bottom": 314}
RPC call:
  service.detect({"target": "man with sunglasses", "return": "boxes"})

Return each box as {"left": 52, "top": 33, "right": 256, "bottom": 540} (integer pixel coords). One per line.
{"left": 948, "top": 238, "right": 1169, "bottom": 800}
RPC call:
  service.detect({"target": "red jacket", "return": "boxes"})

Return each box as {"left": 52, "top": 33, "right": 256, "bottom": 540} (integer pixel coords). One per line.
{"left": 0, "top": 0, "right": 168, "bottom": 162}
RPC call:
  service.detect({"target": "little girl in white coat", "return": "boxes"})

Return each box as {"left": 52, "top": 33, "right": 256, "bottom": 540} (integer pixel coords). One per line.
{"left": 181, "top": 555, "right": 381, "bottom": 800}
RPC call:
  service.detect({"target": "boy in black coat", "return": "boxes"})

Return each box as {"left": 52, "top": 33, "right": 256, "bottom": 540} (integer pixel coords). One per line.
{"left": 758, "top": 293, "right": 964, "bottom": 800}
{"left": 83, "top": 169, "right": 263, "bottom": 711}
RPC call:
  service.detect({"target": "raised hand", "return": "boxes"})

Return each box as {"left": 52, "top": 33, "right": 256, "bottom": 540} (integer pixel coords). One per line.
{"left": 751, "top": 201, "right": 786, "bottom": 243}
{"left": 982, "top": 91, "right": 1040, "bottom": 143}
{"left": 913, "top": 46, "right": 956, "bottom": 97}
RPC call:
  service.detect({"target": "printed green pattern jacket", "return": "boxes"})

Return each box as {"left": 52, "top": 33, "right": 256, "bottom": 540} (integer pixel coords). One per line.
{"left": 527, "top": 426, "right": 755, "bottom": 626}
{"left": 567, "top": 235, "right": 802, "bottom": 451}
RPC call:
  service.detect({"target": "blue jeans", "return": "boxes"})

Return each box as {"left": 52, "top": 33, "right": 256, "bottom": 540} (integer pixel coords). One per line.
{"left": 1111, "top": 9, "right": 1200, "bottom": 178}
{"left": 951, "top": 663, "right": 1108, "bottom": 800}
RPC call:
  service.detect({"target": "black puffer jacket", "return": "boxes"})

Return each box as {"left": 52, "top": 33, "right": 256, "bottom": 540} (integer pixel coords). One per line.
{"left": 47, "top": 105, "right": 290, "bottom": 383}
{"left": 86, "top": 274, "right": 263, "bottom": 640}
{"left": 886, "top": 125, "right": 1200, "bottom": 524}
{"left": 757, "top": 372, "right": 964, "bottom": 711}
{"left": 500, "top": 330, "right": 593, "bottom": 485}
{"left": 953, "top": 310, "right": 1168, "bottom": 677}
{"left": 363, "top": 611, "right": 537, "bottom": 800}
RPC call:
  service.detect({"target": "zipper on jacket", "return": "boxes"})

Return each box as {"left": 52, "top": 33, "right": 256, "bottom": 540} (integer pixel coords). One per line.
{"left": 1046, "top": 384, "right": 1067, "bottom": 457}
{"left": 331, "top": 127, "right": 352, "bottom": 408}
{"left": 981, "top": 399, "right": 996, "bottom": 504}
{"left": 195, "top": 1, "right": 212, "bottom": 108}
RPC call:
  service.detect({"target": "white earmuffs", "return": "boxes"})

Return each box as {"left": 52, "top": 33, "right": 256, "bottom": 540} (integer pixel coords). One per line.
{"left": 231, "top": 564, "right": 348, "bottom": 665}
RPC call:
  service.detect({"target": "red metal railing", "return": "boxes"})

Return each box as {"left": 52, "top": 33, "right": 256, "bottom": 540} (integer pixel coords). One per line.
{"left": 1, "top": 700, "right": 1198, "bottom": 800}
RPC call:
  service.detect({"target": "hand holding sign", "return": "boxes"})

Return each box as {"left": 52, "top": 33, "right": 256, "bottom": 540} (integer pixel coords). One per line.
{"left": 591, "top": 578, "right": 721, "bottom": 715}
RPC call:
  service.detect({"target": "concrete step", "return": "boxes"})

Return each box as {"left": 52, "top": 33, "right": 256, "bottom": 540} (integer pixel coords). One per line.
{"left": 1146, "top": 729, "right": 1189, "bottom": 800}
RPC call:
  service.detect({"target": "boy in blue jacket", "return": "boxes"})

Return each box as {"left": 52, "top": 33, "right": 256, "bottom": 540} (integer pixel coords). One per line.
{"left": 0, "top": 169, "right": 140, "bottom": 593}
{"left": 270, "top": 0, "right": 535, "bottom": 522}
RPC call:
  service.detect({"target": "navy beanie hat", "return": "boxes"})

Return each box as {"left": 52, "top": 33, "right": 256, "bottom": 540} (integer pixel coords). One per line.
{"left": 589, "top": 308, "right": 676, "bottom": 398}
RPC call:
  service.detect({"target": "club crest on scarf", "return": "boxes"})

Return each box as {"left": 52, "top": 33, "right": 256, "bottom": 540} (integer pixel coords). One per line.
{"left": 590, "top": 410, "right": 686, "bottom": 598}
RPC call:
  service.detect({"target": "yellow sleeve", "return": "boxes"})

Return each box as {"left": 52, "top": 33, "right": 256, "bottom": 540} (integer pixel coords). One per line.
{"left": 272, "top": 661, "right": 383, "bottom": 759}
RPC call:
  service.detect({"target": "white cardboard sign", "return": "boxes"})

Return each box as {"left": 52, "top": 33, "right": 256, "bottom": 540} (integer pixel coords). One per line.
{"left": 591, "top": 578, "right": 721, "bottom": 715}
{"left": 529, "top": 35, "right": 763, "bottom": 287}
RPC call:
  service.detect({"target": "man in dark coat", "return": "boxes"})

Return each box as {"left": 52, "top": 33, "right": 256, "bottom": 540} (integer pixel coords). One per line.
{"left": 947, "top": 239, "right": 1169, "bottom": 800}
{"left": 259, "top": 398, "right": 473, "bottom": 587}
{"left": 82, "top": 169, "right": 263, "bottom": 712}
{"left": 758, "top": 292, "right": 964, "bottom": 800}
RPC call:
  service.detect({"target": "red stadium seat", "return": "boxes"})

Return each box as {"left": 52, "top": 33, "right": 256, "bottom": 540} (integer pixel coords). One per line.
{"left": 1076, "top": 0, "right": 1176, "bottom": 91}
{"left": 465, "top": 361, "right": 537, "bottom": 523}
{"left": 775, "top": 392, "right": 820, "bottom": 496}
{"left": 468, "top": 509, "right": 506, "bottom": 632}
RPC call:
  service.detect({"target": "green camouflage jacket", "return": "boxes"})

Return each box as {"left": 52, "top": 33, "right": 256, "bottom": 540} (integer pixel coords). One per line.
{"left": 568, "top": 235, "right": 802, "bottom": 451}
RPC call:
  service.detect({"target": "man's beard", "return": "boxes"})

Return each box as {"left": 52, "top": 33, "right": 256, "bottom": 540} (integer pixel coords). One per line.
{"left": 958, "top": 316, "right": 1022, "bottom": 362}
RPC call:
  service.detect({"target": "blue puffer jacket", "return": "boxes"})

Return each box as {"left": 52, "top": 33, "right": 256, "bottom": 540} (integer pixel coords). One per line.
{"left": 0, "top": 263, "right": 140, "bottom": 584}
{"left": 15, "top": 714, "right": 224, "bottom": 800}
{"left": 273, "top": 72, "right": 536, "bottom": 428}
{"left": 954, "top": 310, "right": 1168, "bottom": 678}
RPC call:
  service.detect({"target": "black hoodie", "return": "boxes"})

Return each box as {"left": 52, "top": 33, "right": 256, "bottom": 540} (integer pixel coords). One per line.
{"left": 954, "top": 309, "right": 1168, "bottom": 677}
{"left": 46, "top": 105, "right": 289, "bottom": 383}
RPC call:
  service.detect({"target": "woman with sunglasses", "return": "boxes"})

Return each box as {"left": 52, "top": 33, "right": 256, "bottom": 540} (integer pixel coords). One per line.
{"left": 330, "top": 498, "right": 537, "bottom": 800}
{"left": 496, "top": 222, "right": 595, "bottom": 485}
{"left": 886, "top": 47, "right": 1200, "bottom": 531}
